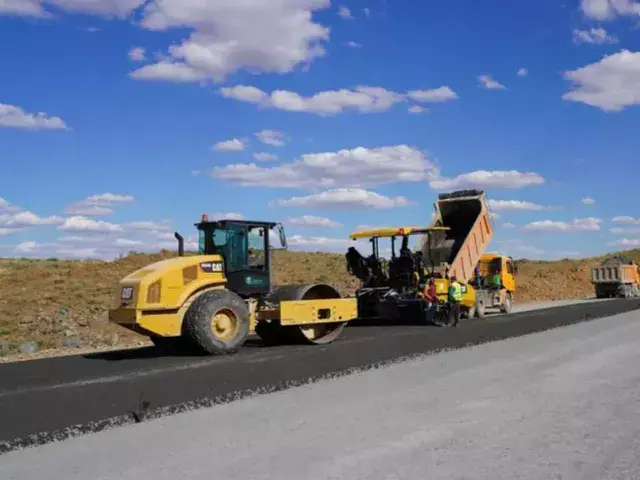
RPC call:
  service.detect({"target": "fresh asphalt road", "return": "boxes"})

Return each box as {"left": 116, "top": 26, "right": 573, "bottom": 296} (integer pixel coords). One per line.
{"left": 3, "top": 302, "right": 640, "bottom": 479}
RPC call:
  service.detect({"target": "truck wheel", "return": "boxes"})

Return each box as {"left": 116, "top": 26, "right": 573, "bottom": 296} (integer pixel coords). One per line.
{"left": 475, "top": 298, "right": 486, "bottom": 318}
{"left": 182, "top": 290, "right": 250, "bottom": 355}
{"left": 500, "top": 292, "right": 513, "bottom": 314}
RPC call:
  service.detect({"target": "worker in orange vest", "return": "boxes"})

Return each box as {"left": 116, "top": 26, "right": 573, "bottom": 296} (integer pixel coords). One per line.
{"left": 423, "top": 277, "right": 437, "bottom": 324}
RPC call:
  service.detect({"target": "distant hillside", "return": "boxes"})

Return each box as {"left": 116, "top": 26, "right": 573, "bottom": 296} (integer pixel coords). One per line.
{"left": 1, "top": 248, "right": 639, "bottom": 360}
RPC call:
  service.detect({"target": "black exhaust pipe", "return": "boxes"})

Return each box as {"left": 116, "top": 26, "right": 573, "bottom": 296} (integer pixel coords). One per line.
{"left": 175, "top": 232, "right": 184, "bottom": 257}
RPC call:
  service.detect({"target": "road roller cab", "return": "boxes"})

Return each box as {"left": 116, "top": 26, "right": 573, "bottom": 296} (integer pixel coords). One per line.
{"left": 108, "top": 216, "right": 357, "bottom": 355}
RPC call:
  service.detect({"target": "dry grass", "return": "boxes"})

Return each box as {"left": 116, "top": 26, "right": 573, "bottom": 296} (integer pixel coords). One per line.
{"left": 1, "top": 248, "right": 639, "bottom": 360}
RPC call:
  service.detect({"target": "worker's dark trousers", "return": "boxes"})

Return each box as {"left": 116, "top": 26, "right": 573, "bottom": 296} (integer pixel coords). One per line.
{"left": 449, "top": 302, "right": 461, "bottom": 326}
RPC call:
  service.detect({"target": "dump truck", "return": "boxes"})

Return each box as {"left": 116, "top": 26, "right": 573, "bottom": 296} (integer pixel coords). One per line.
{"left": 418, "top": 189, "right": 503, "bottom": 318}
{"left": 346, "top": 189, "right": 508, "bottom": 321}
{"left": 108, "top": 217, "right": 358, "bottom": 355}
{"left": 468, "top": 253, "right": 517, "bottom": 316}
{"left": 591, "top": 256, "right": 640, "bottom": 299}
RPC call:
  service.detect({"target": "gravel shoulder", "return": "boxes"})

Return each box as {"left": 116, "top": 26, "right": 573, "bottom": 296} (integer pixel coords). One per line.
{"left": 2, "top": 304, "right": 640, "bottom": 479}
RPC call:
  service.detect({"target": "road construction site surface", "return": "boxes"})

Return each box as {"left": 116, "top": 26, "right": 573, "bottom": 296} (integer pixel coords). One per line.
{"left": 3, "top": 300, "right": 640, "bottom": 479}
{"left": 0, "top": 297, "right": 637, "bottom": 455}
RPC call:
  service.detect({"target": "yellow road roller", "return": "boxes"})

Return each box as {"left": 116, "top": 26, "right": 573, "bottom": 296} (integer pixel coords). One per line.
{"left": 108, "top": 216, "right": 357, "bottom": 355}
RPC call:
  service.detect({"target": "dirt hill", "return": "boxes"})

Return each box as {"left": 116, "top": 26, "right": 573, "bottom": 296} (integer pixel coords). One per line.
{"left": 1, "top": 248, "right": 639, "bottom": 361}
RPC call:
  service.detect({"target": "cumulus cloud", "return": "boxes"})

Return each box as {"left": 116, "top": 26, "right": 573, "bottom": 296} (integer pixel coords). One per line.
{"left": 337, "top": 5, "right": 353, "bottom": 19}
{"left": 430, "top": 170, "right": 545, "bottom": 191}
{"left": 285, "top": 215, "right": 342, "bottom": 227}
{"left": 580, "top": 0, "right": 640, "bottom": 20}
{"left": 253, "top": 152, "right": 278, "bottom": 162}
{"left": 477, "top": 74, "right": 507, "bottom": 90}
{"left": 522, "top": 217, "right": 602, "bottom": 232}
{"left": 128, "top": 46, "right": 146, "bottom": 62}
{"left": 408, "top": 105, "right": 426, "bottom": 114}
{"left": 581, "top": 197, "right": 596, "bottom": 205}
{"left": 562, "top": 50, "right": 640, "bottom": 112}
{"left": 273, "top": 188, "right": 412, "bottom": 210}
{"left": 0, "top": 103, "right": 69, "bottom": 130}
{"left": 517, "top": 68, "right": 528, "bottom": 77}
{"left": 0, "top": 197, "right": 20, "bottom": 213}
{"left": 0, "top": 211, "right": 63, "bottom": 227}
{"left": 64, "top": 193, "right": 134, "bottom": 216}
{"left": 213, "top": 138, "right": 246, "bottom": 152}
{"left": 127, "top": 0, "right": 331, "bottom": 83}
{"left": 488, "top": 199, "right": 547, "bottom": 212}
{"left": 219, "top": 84, "right": 458, "bottom": 115}
{"left": 573, "top": 27, "right": 618, "bottom": 45}
{"left": 58, "top": 216, "right": 123, "bottom": 233}
{"left": 212, "top": 145, "right": 437, "bottom": 190}
{"left": 255, "top": 130, "right": 288, "bottom": 147}
{"left": 345, "top": 41, "right": 362, "bottom": 48}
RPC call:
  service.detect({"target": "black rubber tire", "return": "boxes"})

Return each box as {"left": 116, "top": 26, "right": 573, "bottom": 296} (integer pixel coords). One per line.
{"left": 500, "top": 292, "right": 513, "bottom": 314}
{"left": 182, "top": 289, "right": 250, "bottom": 355}
{"left": 475, "top": 297, "right": 487, "bottom": 318}
{"left": 254, "top": 321, "right": 287, "bottom": 346}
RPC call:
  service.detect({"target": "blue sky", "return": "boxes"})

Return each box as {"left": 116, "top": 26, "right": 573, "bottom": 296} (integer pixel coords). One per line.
{"left": 1, "top": 0, "right": 640, "bottom": 261}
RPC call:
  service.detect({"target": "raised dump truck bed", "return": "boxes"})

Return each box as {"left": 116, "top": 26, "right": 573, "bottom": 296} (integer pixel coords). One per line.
{"left": 420, "top": 189, "right": 494, "bottom": 284}
{"left": 591, "top": 256, "right": 640, "bottom": 298}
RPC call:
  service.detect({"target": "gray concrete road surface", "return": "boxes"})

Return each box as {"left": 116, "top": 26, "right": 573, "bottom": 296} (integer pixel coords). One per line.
{"left": 2, "top": 305, "right": 640, "bottom": 479}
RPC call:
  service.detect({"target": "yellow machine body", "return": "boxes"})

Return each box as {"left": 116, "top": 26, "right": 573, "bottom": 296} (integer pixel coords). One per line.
{"left": 109, "top": 255, "right": 357, "bottom": 339}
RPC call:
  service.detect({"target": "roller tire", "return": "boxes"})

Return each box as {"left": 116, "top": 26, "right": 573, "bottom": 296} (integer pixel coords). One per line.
{"left": 182, "top": 289, "right": 250, "bottom": 355}
{"left": 475, "top": 297, "right": 487, "bottom": 318}
{"left": 263, "top": 284, "right": 348, "bottom": 346}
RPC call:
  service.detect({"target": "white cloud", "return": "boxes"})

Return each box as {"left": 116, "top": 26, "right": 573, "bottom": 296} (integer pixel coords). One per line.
{"left": 274, "top": 188, "right": 413, "bottom": 210}
{"left": 0, "top": 197, "right": 20, "bottom": 213}
{"left": 129, "top": 0, "right": 331, "bottom": 83}
{"left": 406, "top": 87, "right": 458, "bottom": 103}
{"left": 477, "top": 74, "right": 507, "bottom": 90}
{"left": 338, "top": 5, "right": 353, "bottom": 19}
{"left": 562, "top": 50, "right": 640, "bottom": 112}
{"left": 255, "top": 130, "right": 288, "bottom": 147}
{"left": 253, "top": 152, "right": 278, "bottom": 162}
{"left": 213, "top": 138, "right": 246, "bottom": 152}
{"left": 613, "top": 216, "right": 640, "bottom": 224}
{"left": 607, "top": 238, "right": 640, "bottom": 247}
{"left": 0, "top": 0, "right": 47, "bottom": 16}
{"left": 0, "top": 211, "right": 63, "bottom": 227}
{"left": 408, "top": 105, "right": 426, "bottom": 114}
{"left": 64, "top": 192, "right": 134, "bottom": 216}
{"left": 522, "top": 217, "right": 602, "bottom": 232}
{"left": 581, "top": 197, "right": 596, "bottom": 205}
{"left": 219, "top": 84, "right": 458, "bottom": 115}
{"left": 363, "top": 7, "right": 371, "bottom": 18}
{"left": 488, "top": 199, "right": 547, "bottom": 211}
{"left": 15, "top": 240, "right": 38, "bottom": 253}
{"left": 0, "top": 103, "right": 69, "bottom": 130}
{"left": 580, "top": 0, "right": 640, "bottom": 20}
{"left": 58, "top": 216, "right": 123, "bottom": 233}
{"left": 573, "top": 27, "right": 618, "bottom": 45}
{"left": 288, "top": 234, "right": 351, "bottom": 252}
{"left": 517, "top": 68, "right": 528, "bottom": 77}
{"left": 503, "top": 222, "right": 516, "bottom": 229}
{"left": 285, "top": 215, "right": 342, "bottom": 228}
{"left": 345, "top": 41, "right": 362, "bottom": 48}
{"left": 430, "top": 170, "right": 545, "bottom": 191}
{"left": 128, "top": 46, "right": 146, "bottom": 62}
{"left": 213, "top": 145, "right": 437, "bottom": 190}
